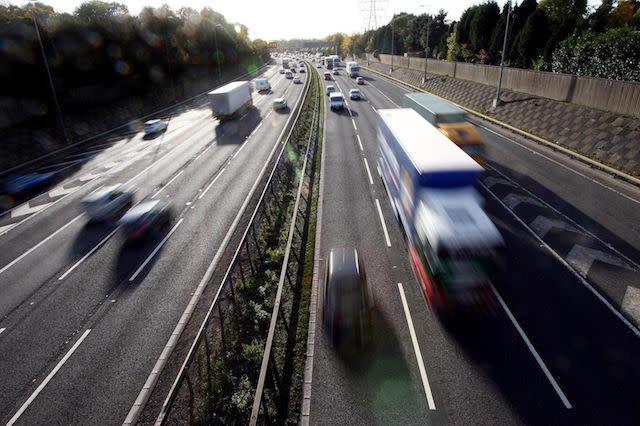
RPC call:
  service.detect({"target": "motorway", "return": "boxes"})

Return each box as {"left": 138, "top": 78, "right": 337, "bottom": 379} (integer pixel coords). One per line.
{"left": 308, "top": 62, "right": 640, "bottom": 424}
{"left": 0, "top": 63, "right": 308, "bottom": 424}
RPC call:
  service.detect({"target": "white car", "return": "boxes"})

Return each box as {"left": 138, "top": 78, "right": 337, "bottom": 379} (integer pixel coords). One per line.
{"left": 326, "top": 85, "right": 335, "bottom": 96}
{"left": 349, "top": 89, "right": 361, "bottom": 100}
{"left": 285, "top": 71, "right": 293, "bottom": 79}
{"left": 81, "top": 186, "right": 133, "bottom": 222}
{"left": 273, "top": 97, "right": 287, "bottom": 110}
{"left": 299, "top": 67, "right": 305, "bottom": 73}
{"left": 144, "top": 119, "right": 167, "bottom": 135}
{"left": 279, "top": 69, "right": 285, "bottom": 74}
{"left": 293, "top": 77, "right": 301, "bottom": 84}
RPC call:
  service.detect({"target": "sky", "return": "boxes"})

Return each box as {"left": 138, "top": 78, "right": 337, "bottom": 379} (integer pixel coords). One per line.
{"left": 4, "top": 0, "right": 602, "bottom": 41}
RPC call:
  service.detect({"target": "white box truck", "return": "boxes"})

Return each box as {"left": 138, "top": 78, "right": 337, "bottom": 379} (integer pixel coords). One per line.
{"left": 347, "top": 61, "right": 359, "bottom": 77}
{"left": 254, "top": 78, "right": 271, "bottom": 92}
{"left": 209, "top": 81, "right": 253, "bottom": 122}
{"left": 377, "top": 108, "right": 504, "bottom": 315}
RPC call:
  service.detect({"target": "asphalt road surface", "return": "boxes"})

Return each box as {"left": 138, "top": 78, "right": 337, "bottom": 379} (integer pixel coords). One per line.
{"left": 0, "top": 64, "right": 308, "bottom": 425}
{"left": 308, "top": 62, "right": 640, "bottom": 425}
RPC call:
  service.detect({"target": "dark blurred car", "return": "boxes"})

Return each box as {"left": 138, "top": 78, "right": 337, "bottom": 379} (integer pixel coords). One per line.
{"left": 2, "top": 172, "right": 54, "bottom": 195}
{"left": 322, "top": 248, "right": 374, "bottom": 348}
{"left": 118, "top": 200, "right": 172, "bottom": 242}
{"left": 81, "top": 186, "right": 133, "bottom": 222}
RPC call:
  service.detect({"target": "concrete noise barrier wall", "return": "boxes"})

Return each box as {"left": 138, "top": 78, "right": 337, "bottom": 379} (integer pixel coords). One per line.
{"left": 366, "top": 53, "right": 640, "bottom": 118}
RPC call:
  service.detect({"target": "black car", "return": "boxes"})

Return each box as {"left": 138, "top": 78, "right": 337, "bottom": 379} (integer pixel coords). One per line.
{"left": 323, "top": 248, "right": 374, "bottom": 348}
{"left": 118, "top": 200, "right": 172, "bottom": 242}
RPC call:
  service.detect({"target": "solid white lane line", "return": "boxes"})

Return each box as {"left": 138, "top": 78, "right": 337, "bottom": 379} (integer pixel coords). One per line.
{"left": 0, "top": 327, "right": 5, "bottom": 335}
{"left": 125, "top": 96, "right": 295, "bottom": 424}
{"left": 198, "top": 168, "right": 226, "bottom": 200}
{"left": 490, "top": 284, "right": 572, "bottom": 408}
{"left": 486, "top": 164, "right": 640, "bottom": 270}
{"left": 398, "top": 283, "right": 436, "bottom": 410}
{"left": 351, "top": 118, "right": 358, "bottom": 131}
{"left": 356, "top": 134, "right": 364, "bottom": 151}
{"left": 363, "top": 158, "right": 374, "bottom": 185}
{"left": 369, "top": 81, "right": 400, "bottom": 107}
{"left": 129, "top": 219, "right": 183, "bottom": 282}
{"left": 0, "top": 214, "right": 84, "bottom": 276}
{"left": 482, "top": 183, "right": 640, "bottom": 339}
{"left": 152, "top": 170, "right": 184, "bottom": 198}
{"left": 375, "top": 198, "right": 392, "bottom": 247}
{"left": 478, "top": 124, "right": 640, "bottom": 205}
{"left": 371, "top": 105, "right": 377, "bottom": 112}
{"left": 6, "top": 329, "right": 91, "bottom": 426}
{"left": 58, "top": 227, "right": 120, "bottom": 280}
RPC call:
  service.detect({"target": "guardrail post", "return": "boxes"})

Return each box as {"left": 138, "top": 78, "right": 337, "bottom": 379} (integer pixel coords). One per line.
{"left": 184, "top": 372, "right": 195, "bottom": 425}
{"left": 218, "top": 300, "right": 226, "bottom": 352}
{"left": 204, "top": 322, "right": 213, "bottom": 419}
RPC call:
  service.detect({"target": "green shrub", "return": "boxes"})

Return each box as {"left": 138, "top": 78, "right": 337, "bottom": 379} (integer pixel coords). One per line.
{"left": 551, "top": 27, "right": 640, "bottom": 81}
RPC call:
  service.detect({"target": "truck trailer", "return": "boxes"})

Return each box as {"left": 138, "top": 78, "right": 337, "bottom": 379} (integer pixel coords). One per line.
{"left": 377, "top": 108, "right": 503, "bottom": 314}
{"left": 404, "top": 92, "right": 485, "bottom": 165}
{"left": 209, "top": 81, "right": 253, "bottom": 122}
{"left": 346, "top": 61, "right": 359, "bottom": 77}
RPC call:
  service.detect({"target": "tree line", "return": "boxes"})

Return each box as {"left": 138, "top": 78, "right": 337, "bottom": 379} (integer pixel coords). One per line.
{"left": 335, "top": 0, "right": 640, "bottom": 81}
{"left": 0, "top": 1, "right": 270, "bottom": 126}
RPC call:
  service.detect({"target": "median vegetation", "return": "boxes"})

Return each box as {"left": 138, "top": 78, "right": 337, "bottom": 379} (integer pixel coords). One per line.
{"left": 165, "top": 65, "right": 322, "bottom": 425}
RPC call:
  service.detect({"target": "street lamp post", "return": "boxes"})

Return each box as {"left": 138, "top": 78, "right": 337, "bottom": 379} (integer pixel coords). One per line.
{"left": 390, "top": 19, "right": 394, "bottom": 72}
{"left": 423, "top": 17, "right": 430, "bottom": 84}
{"left": 30, "top": 4, "right": 69, "bottom": 144}
{"left": 493, "top": 0, "right": 512, "bottom": 108}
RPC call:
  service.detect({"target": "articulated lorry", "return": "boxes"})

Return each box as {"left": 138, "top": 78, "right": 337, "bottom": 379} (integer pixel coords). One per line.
{"left": 404, "top": 92, "right": 485, "bottom": 165}
{"left": 377, "top": 108, "right": 504, "bottom": 314}
{"left": 209, "top": 81, "right": 253, "bottom": 122}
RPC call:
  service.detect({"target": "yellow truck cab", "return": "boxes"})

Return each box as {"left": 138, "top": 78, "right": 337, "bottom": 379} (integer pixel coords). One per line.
{"left": 404, "top": 92, "right": 485, "bottom": 166}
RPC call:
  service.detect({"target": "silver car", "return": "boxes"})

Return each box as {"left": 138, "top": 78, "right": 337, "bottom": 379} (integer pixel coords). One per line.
{"left": 119, "top": 200, "right": 172, "bottom": 242}
{"left": 81, "top": 186, "right": 133, "bottom": 222}
{"left": 143, "top": 119, "right": 167, "bottom": 135}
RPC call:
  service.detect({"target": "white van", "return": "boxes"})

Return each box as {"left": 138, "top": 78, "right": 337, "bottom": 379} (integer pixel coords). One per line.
{"left": 254, "top": 78, "right": 270, "bottom": 92}
{"left": 329, "top": 92, "right": 344, "bottom": 111}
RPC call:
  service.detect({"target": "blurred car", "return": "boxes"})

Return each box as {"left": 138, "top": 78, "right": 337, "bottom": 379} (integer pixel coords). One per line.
{"left": 143, "top": 119, "right": 168, "bottom": 135}
{"left": 279, "top": 69, "right": 285, "bottom": 74}
{"left": 326, "top": 85, "right": 335, "bottom": 95}
{"left": 299, "top": 67, "right": 305, "bottom": 73}
{"left": 356, "top": 77, "right": 365, "bottom": 85}
{"left": 2, "top": 172, "right": 54, "bottom": 195}
{"left": 333, "top": 69, "right": 339, "bottom": 75}
{"left": 324, "top": 72, "right": 332, "bottom": 80}
{"left": 285, "top": 71, "right": 293, "bottom": 79}
{"left": 317, "top": 63, "right": 322, "bottom": 68}
{"left": 81, "top": 186, "right": 133, "bottom": 222}
{"left": 119, "top": 200, "right": 172, "bottom": 242}
{"left": 273, "top": 97, "right": 287, "bottom": 110}
{"left": 290, "top": 67, "right": 296, "bottom": 73}
{"left": 349, "top": 89, "right": 361, "bottom": 100}
{"left": 322, "top": 248, "right": 374, "bottom": 347}
{"left": 293, "top": 77, "right": 301, "bottom": 84}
